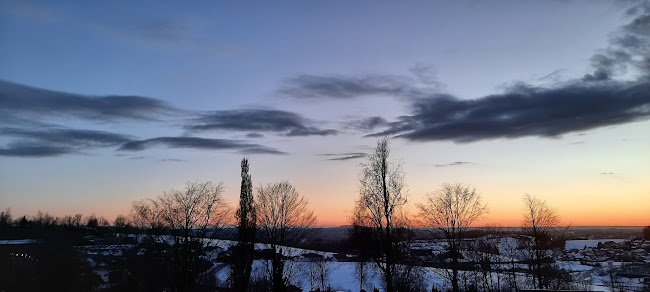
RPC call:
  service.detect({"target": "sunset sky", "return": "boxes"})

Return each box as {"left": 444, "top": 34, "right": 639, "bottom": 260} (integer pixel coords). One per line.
{"left": 1, "top": 1, "right": 649, "bottom": 227}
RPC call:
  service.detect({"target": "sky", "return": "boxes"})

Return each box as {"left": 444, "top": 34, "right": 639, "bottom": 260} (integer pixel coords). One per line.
{"left": 1, "top": 0, "right": 649, "bottom": 227}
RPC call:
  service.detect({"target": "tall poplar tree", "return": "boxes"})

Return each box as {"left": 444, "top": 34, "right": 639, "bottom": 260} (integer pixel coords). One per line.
{"left": 231, "top": 158, "right": 256, "bottom": 291}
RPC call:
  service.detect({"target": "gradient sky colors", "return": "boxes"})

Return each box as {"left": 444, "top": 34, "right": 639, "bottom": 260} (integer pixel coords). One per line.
{"left": 1, "top": 1, "right": 649, "bottom": 227}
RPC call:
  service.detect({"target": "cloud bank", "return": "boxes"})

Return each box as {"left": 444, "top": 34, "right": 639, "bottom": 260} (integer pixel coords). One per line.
{"left": 0, "top": 127, "right": 133, "bottom": 157}
{"left": 118, "top": 136, "right": 285, "bottom": 155}
{"left": 0, "top": 80, "right": 178, "bottom": 121}
{"left": 187, "top": 109, "right": 338, "bottom": 137}
{"left": 369, "top": 82, "right": 650, "bottom": 142}
{"left": 278, "top": 74, "right": 423, "bottom": 100}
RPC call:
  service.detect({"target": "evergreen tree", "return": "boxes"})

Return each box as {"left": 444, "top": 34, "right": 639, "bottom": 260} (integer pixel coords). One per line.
{"left": 231, "top": 158, "right": 256, "bottom": 291}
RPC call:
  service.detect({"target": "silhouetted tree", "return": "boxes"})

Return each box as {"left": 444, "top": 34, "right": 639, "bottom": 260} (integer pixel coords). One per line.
{"left": 353, "top": 137, "right": 408, "bottom": 292}
{"left": 231, "top": 158, "right": 257, "bottom": 291}
{"left": 521, "top": 194, "right": 562, "bottom": 289}
{"left": 114, "top": 214, "right": 128, "bottom": 228}
{"left": 0, "top": 208, "right": 11, "bottom": 235}
{"left": 131, "top": 180, "right": 231, "bottom": 292}
{"left": 467, "top": 227, "right": 503, "bottom": 292}
{"left": 86, "top": 214, "right": 99, "bottom": 228}
{"left": 60, "top": 214, "right": 83, "bottom": 228}
{"left": 418, "top": 183, "right": 488, "bottom": 292}
{"left": 256, "top": 181, "right": 316, "bottom": 292}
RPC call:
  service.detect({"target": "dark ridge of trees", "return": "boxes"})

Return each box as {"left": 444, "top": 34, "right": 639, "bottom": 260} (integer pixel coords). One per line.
{"left": 231, "top": 158, "right": 257, "bottom": 291}
{"left": 643, "top": 226, "right": 650, "bottom": 240}
{"left": 0, "top": 215, "right": 102, "bottom": 292}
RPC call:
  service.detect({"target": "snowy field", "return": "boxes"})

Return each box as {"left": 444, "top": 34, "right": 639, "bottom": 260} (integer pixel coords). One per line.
{"left": 213, "top": 260, "right": 449, "bottom": 291}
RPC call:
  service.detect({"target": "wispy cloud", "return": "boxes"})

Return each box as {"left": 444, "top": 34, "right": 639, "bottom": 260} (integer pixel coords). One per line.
{"left": 0, "top": 127, "right": 134, "bottom": 157}
{"left": 118, "top": 136, "right": 285, "bottom": 155}
{"left": 1, "top": 128, "right": 133, "bottom": 147}
{"left": 285, "top": 128, "right": 338, "bottom": 137}
{"left": 320, "top": 152, "right": 367, "bottom": 161}
{"left": 0, "top": 80, "right": 178, "bottom": 121}
{"left": 586, "top": 2, "right": 650, "bottom": 81}
{"left": 246, "top": 133, "right": 264, "bottom": 138}
{"left": 278, "top": 74, "right": 416, "bottom": 100}
{"left": 278, "top": 63, "right": 443, "bottom": 101}
{"left": 434, "top": 161, "right": 472, "bottom": 167}
{"left": 159, "top": 158, "right": 185, "bottom": 162}
{"left": 0, "top": 142, "right": 73, "bottom": 157}
{"left": 346, "top": 116, "right": 390, "bottom": 131}
{"left": 186, "top": 109, "right": 338, "bottom": 137}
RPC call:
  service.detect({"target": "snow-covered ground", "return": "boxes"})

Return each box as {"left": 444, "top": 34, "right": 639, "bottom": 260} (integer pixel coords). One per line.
{"left": 79, "top": 235, "right": 648, "bottom": 291}
{"left": 213, "top": 259, "right": 449, "bottom": 291}
{"left": 0, "top": 239, "right": 39, "bottom": 244}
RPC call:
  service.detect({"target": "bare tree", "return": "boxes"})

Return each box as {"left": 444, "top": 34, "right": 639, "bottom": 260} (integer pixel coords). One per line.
{"left": 256, "top": 181, "right": 316, "bottom": 292}
{"left": 467, "top": 227, "right": 503, "bottom": 292}
{"left": 521, "top": 193, "right": 560, "bottom": 289}
{"left": 113, "top": 214, "right": 129, "bottom": 228}
{"left": 417, "top": 183, "right": 488, "bottom": 292}
{"left": 354, "top": 137, "right": 408, "bottom": 292}
{"left": 307, "top": 254, "right": 332, "bottom": 291}
{"left": 131, "top": 180, "right": 230, "bottom": 292}
{"left": 231, "top": 158, "right": 257, "bottom": 291}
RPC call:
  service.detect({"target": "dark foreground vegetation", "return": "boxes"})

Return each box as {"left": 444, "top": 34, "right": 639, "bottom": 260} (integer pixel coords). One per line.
{"left": 1, "top": 209, "right": 649, "bottom": 292}
{"left": 2, "top": 139, "right": 649, "bottom": 292}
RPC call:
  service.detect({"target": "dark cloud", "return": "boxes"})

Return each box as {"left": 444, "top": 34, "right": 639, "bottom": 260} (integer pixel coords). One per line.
{"left": 277, "top": 63, "right": 442, "bottom": 100}
{"left": 159, "top": 158, "right": 185, "bottom": 162}
{"left": 1, "top": 128, "right": 132, "bottom": 147}
{"left": 278, "top": 74, "right": 418, "bottom": 99}
{"left": 0, "top": 80, "right": 177, "bottom": 121}
{"left": 285, "top": 128, "right": 338, "bottom": 137}
{"left": 239, "top": 147, "right": 287, "bottom": 155}
{"left": 368, "top": 3, "right": 650, "bottom": 142}
{"left": 371, "top": 82, "right": 650, "bottom": 142}
{"left": 0, "top": 142, "right": 72, "bottom": 157}
{"left": 246, "top": 133, "right": 264, "bottom": 138}
{"left": 320, "top": 152, "right": 367, "bottom": 161}
{"left": 435, "top": 161, "right": 472, "bottom": 167}
{"left": 586, "top": 2, "right": 650, "bottom": 80}
{"left": 118, "top": 136, "right": 285, "bottom": 155}
{"left": 347, "top": 116, "right": 390, "bottom": 131}
{"left": 0, "top": 127, "right": 134, "bottom": 157}
{"left": 187, "top": 109, "right": 338, "bottom": 137}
